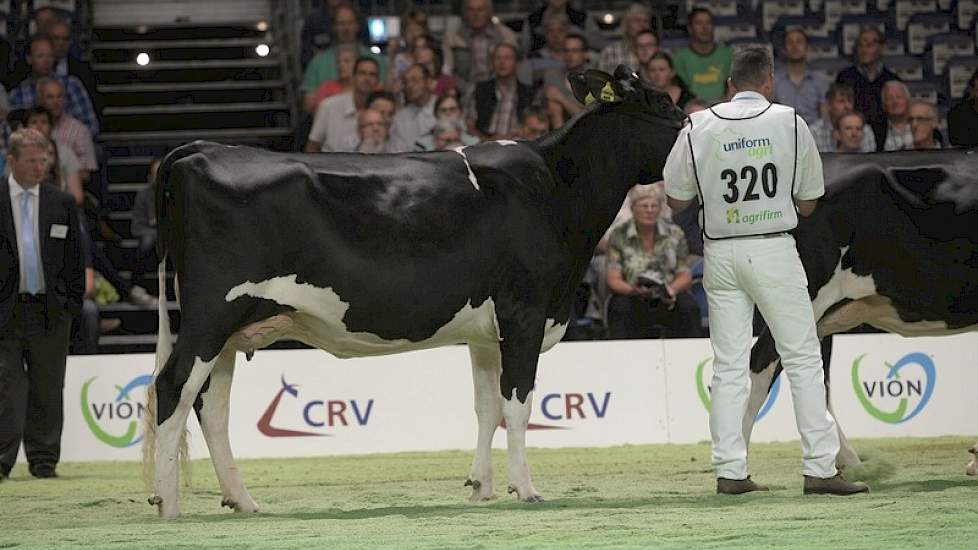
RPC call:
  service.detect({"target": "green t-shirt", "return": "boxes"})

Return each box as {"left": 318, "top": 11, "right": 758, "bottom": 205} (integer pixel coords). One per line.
{"left": 672, "top": 44, "right": 732, "bottom": 103}
{"left": 301, "top": 45, "right": 387, "bottom": 92}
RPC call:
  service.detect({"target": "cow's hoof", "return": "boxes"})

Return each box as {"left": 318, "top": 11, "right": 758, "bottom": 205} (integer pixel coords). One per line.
{"left": 508, "top": 484, "right": 544, "bottom": 503}
{"left": 222, "top": 497, "right": 261, "bottom": 513}
{"left": 465, "top": 478, "right": 493, "bottom": 501}
{"left": 147, "top": 494, "right": 162, "bottom": 507}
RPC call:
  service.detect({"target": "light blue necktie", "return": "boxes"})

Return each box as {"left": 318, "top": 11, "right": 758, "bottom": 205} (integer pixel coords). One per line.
{"left": 19, "top": 191, "right": 42, "bottom": 295}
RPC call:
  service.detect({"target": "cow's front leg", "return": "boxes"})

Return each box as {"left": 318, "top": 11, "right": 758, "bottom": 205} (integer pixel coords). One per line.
{"left": 466, "top": 344, "right": 503, "bottom": 501}
{"left": 966, "top": 443, "right": 978, "bottom": 476}
{"left": 503, "top": 388, "right": 541, "bottom": 502}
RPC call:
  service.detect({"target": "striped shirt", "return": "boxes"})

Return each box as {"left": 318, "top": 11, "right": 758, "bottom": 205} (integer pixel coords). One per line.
{"left": 53, "top": 114, "right": 98, "bottom": 171}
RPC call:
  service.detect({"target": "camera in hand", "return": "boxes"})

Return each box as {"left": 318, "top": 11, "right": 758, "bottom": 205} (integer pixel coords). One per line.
{"left": 637, "top": 271, "right": 667, "bottom": 300}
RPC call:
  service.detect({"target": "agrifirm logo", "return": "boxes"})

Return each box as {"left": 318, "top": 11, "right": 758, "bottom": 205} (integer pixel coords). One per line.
{"left": 696, "top": 358, "right": 781, "bottom": 421}
{"left": 81, "top": 374, "right": 152, "bottom": 447}
{"left": 726, "top": 208, "right": 784, "bottom": 225}
{"left": 258, "top": 374, "right": 374, "bottom": 437}
{"left": 500, "top": 391, "right": 612, "bottom": 431}
{"left": 851, "top": 352, "right": 935, "bottom": 424}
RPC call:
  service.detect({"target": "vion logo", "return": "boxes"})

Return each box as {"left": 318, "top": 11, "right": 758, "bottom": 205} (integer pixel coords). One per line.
{"left": 81, "top": 375, "right": 152, "bottom": 447}
{"left": 258, "top": 375, "right": 374, "bottom": 437}
{"left": 852, "top": 352, "right": 936, "bottom": 424}
{"left": 696, "top": 358, "right": 780, "bottom": 421}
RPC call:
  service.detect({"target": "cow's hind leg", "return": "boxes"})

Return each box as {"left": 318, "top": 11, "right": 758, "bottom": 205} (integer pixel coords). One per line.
{"left": 193, "top": 348, "right": 260, "bottom": 512}
{"left": 467, "top": 345, "right": 503, "bottom": 501}
{"left": 151, "top": 343, "right": 221, "bottom": 518}
{"left": 967, "top": 442, "right": 978, "bottom": 476}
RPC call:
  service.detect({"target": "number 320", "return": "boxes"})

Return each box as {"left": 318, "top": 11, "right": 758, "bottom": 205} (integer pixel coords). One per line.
{"left": 721, "top": 163, "right": 777, "bottom": 203}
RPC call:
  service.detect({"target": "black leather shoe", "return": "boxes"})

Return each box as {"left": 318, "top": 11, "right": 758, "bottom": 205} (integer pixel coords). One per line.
{"left": 29, "top": 465, "right": 58, "bottom": 479}
{"left": 717, "top": 476, "right": 770, "bottom": 494}
{"left": 803, "top": 473, "right": 868, "bottom": 495}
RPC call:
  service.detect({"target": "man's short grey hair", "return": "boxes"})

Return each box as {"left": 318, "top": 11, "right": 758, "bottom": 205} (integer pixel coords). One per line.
{"left": 729, "top": 46, "right": 773, "bottom": 89}
{"left": 882, "top": 80, "right": 910, "bottom": 99}
{"left": 35, "top": 75, "right": 63, "bottom": 95}
{"left": 8, "top": 127, "right": 50, "bottom": 158}
{"left": 910, "top": 100, "right": 938, "bottom": 119}
{"left": 627, "top": 182, "right": 665, "bottom": 208}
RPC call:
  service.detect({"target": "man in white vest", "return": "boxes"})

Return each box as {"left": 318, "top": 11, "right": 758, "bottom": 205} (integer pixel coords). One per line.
{"left": 663, "top": 46, "right": 869, "bottom": 496}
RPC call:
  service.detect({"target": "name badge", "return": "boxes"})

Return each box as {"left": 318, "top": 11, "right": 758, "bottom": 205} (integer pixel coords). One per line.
{"left": 50, "top": 224, "right": 68, "bottom": 239}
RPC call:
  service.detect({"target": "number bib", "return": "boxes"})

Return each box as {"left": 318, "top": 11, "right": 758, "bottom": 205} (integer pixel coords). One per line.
{"left": 687, "top": 102, "right": 799, "bottom": 239}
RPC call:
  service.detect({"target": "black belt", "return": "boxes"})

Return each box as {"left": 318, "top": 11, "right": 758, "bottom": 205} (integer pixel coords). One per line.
{"left": 17, "top": 293, "right": 46, "bottom": 303}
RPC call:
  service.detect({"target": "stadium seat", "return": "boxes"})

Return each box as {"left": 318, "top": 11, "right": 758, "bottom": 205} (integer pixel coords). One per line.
{"left": 839, "top": 14, "right": 887, "bottom": 56}
{"left": 761, "top": 0, "right": 805, "bottom": 32}
{"left": 660, "top": 36, "right": 689, "bottom": 54}
{"left": 884, "top": 31, "right": 907, "bottom": 56}
{"left": 876, "top": 0, "right": 893, "bottom": 11}
{"left": 773, "top": 15, "right": 833, "bottom": 38}
{"left": 929, "top": 32, "right": 974, "bottom": 77}
{"left": 895, "top": 0, "right": 938, "bottom": 29}
{"left": 807, "top": 35, "right": 841, "bottom": 60}
{"left": 885, "top": 54, "right": 925, "bottom": 80}
{"left": 906, "top": 80, "right": 943, "bottom": 106}
{"left": 947, "top": 55, "right": 978, "bottom": 98}
{"left": 959, "top": 0, "right": 978, "bottom": 31}
{"left": 906, "top": 13, "right": 951, "bottom": 55}
{"left": 686, "top": 0, "right": 739, "bottom": 17}
{"left": 824, "top": 0, "right": 868, "bottom": 32}
{"left": 714, "top": 16, "right": 758, "bottom": 43}
{"left": 810, "top": 57, "right": 852, "bottom": 81}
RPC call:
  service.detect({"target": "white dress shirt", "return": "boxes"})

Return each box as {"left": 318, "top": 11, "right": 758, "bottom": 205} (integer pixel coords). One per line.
{"left": 9, "top": 175, "right": 45, "bottom": 293}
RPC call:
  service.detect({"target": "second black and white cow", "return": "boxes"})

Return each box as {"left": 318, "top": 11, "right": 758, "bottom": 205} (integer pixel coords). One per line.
{"left": 744, "top": 148, "right": 978, "bottom": 471}
{"left": 142, "top": 67, "right": 685, "bottom": 517}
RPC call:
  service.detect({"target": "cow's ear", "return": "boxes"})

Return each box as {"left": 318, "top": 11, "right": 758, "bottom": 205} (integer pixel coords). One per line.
{"left": 583, "top": 68, "right": 620, "bottom": 103}
{"left": 568, "top": 71, "right": 591, "bottom": 104}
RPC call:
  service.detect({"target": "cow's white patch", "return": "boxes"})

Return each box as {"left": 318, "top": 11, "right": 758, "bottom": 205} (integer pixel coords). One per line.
{"left": 495, "top": 140, "right": 518, "bottom": 146}
{"left": 452, "top": 146, "right": 480, "bottom": 191}
{"left": 811, "top": 247, "right": 878, "bottom": 321}
{"left": 226, "top": 275, "right": 567, "bottom": 357}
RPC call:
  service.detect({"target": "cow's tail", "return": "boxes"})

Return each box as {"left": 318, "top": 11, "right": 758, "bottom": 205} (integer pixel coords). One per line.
{"left": 143, "top": 146, "right": 193, "bottom": 492}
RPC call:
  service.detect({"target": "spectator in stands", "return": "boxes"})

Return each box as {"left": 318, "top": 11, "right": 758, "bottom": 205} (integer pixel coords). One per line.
{"left": 809, "top": 83, "right": 876, "bottom": 152}
{"left": 9, "top": 34, "right": 99, "bottom": 137}
{"left": 409, "top": 35, "right": 456, "bottom": 97}
{"left": 389, "top": 64, "right": 438, "bottom": 152}
{"left": 834, "top": 112, "right": 868, "bottom": 153}
{"left": 773, "top": 29, "right": 825, "bottom": 125}
{"left": 645, "top": 52, "right": 696, "bottom": 110}
{"left": 517, "top": 13, "right": 569, "bottom": 89}
{"left": 880, "top": 80, "right": 913, "bottom": 151}
{"left": 431, "top": 118, "right": 467, "bottom": 150}
{"left": 302, "top": 3, "right": 385, "bottom": 114}
{"left": 684, "top": 97, "right": 707, "bottom": 114}
{"left": 909, "top": 101, "right": 942, "bottom": 149}
{"left": 465, "top": 43, "right": 535, "bottom": 141}
{"left": 347, "top": 108, "right": 392, "bottom": 153}
{"left": 634, "top": 30, "right": 660, "bottom": 75}
{"left": 131, "top": 159, "right": 162, "bottom": 298}
{"left": 542, "top": 32, "right": 589, "bottom": 128}
{"left": 517, "top": 106, "right": 552, "bottom": 140}
{"left": 36, "top": 77, "right": 97, "bottom": 187}
{"left": 443, "top": 0, "right": 519, "bottom": 93}
{"left": 366, "top": 90, "right": 397, "bottom": 126}
{"left": 23, "top": 106, "right": 82, "bottom": 205}
{"left": 306, "top": 43, "right": 358, "bottom": 113}
{"left": 300, "top": 0, "right": 368, "bottom": 68}
{"left": 387, "top": 8, "right": 429, "bottom": 82}
{"left": 836, "top": 26, "right": 898, "bottom": 151}
{"left": 521, "top": 0, "right": 590, "bottom": 56}
{"left": 45, "top": 18, "right": 101, "bottom": 120}
{"left": 414, "top": 94, "right": 480, "bottom": 151}
{"left": 672, "top": 8, "right": 732, "bottom": 103}
{"left": 948, "top": 69, "right": 978, "bottom": 148}
{"left": 598, "top": 3, "right": 651, "bottom": 74}
{"left": 306, "top": 56, "right": 381, "bottom": 153}
{"left": 605, "top": 184, "right": 699, "bottom": 339}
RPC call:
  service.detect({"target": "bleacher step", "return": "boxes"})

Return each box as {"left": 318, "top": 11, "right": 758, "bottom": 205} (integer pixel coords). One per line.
{"left": 98, "top": 80, "right": 285, "bottom": 93}
{"left": 92, "top": 58, "right": 279, "bottom": 71}
{"left": 99, "top": 127, "right": 293, "bottom": 143}
{"left": 104, "top": 102, "right": 289, "bottom": 116}
{"left": 91, "top": 37, "right": 267, "bottom": 50}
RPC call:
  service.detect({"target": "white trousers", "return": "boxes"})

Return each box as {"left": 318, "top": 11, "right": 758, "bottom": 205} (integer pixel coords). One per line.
{"left": 703, "top": 235, "right": 839, "bottom": 480}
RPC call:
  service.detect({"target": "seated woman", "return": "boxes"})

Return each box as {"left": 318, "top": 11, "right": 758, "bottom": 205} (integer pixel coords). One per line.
{"left": 605, "top": 184, "right": 701, "bottom": 339}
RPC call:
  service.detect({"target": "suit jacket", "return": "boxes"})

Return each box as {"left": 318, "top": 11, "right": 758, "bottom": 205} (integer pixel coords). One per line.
{"left": 0, "top": 180, "right": 85, "bottom": 330}
{"left": 472, "top": 79, "right": 536, "bottom": 137}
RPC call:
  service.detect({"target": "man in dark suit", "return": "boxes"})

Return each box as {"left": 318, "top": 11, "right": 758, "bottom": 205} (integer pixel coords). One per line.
{"left": 0, "top": 128, "right": 85, "bottom": 480}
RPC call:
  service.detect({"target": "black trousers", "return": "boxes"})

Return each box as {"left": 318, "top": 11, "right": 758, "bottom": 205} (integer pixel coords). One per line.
{"left": 607, "top": 291, "right": 703, "bottom": 339}
{"left": 0, "top": 299, "right": 72, "bottom": 474}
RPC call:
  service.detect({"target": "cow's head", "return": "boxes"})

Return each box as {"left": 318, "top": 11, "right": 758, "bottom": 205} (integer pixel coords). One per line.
{"left": 568, "top": 65, "right": 685, "bottom": 130}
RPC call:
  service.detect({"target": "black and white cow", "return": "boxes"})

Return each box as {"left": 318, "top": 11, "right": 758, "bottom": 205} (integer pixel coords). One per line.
{"left": 744, "top": 148, "right": 978, "bottom": 472}
{"left": 142, "top": 66, "right": 684, "bottom": 517}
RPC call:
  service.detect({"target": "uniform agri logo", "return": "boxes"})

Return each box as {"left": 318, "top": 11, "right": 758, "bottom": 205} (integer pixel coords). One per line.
{"left": 851, "top": 352, "right": 936, "bottom": 424}
{"left": 81, "top": 375, "right": 152, "bottom": 447}
{"left": 696, "top": 358, "right": 781, "bottom": 421}
{"left": 258, "top": 374, "right": 374, "bottom": 437}
{"left": 712, "top": 129, "right": 774, "bottom": 159}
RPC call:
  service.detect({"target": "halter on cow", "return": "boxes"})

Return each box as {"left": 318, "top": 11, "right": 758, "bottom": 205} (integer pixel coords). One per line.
{"left": 742, "top": 148, "right": 978, "bottom": 473}
{"left": 142, "top": 66, "right": 685, "bottom": 517}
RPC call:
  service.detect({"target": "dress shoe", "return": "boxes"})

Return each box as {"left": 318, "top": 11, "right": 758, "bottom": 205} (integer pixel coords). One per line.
{"left": 803, "top": 473, "right": 869, "bottom": 495}
{"left": 717, "top": 476, "right": 769, "bottom": 494}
